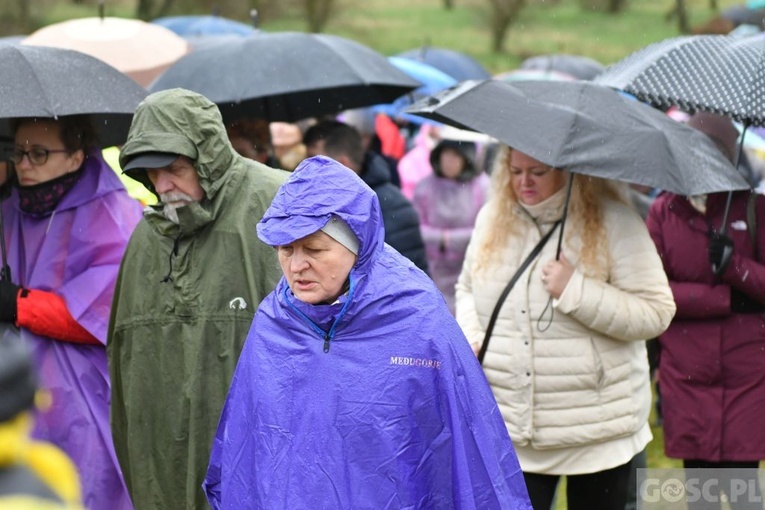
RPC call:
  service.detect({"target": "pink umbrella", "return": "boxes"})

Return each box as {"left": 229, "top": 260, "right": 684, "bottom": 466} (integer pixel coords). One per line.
{"left": 23, "top": 16, "right": 190, "bottom": 88}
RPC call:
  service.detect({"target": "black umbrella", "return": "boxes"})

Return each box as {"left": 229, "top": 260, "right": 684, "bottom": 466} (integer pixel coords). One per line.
{"left": 150, "top": 32, "right": 420, "bottom": 123}
{"left": 0, "top": 45, "right": 147, "bottom": 283}
{"left": 406, "top": 79, "right": 750, "bottom": 260}
{"left": 0, "top": 45, "right": 148, "bottom": 148}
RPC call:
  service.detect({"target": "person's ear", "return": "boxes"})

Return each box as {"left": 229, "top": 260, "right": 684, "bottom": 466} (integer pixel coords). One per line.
{"left": 69, "top": 149, "right": 85, "bottom": 172}
{"left": 336, "top": 154, "right": 359, "bottom": 173}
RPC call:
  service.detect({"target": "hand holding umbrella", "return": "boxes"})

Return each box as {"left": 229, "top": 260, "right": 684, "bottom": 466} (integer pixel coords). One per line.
{"left": 709, "top": 231, "right": 735, "bottom": 276}
{"left": 0, "top": 280, "right": 18, "bottom": 321}
{"left": 541, "top": 252, "right": 575, "bottom": 298}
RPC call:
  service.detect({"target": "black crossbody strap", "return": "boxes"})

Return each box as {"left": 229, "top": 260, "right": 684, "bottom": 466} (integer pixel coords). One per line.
{"left": 477, "top": 221, "right": 561, "bottom": 365}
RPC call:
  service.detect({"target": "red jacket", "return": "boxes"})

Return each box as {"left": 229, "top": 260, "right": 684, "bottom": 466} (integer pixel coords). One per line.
{"left": 647, "top": 191, "right": 765, "bottom": 461}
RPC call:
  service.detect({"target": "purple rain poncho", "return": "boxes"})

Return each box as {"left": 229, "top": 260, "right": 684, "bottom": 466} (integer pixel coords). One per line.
{"left": 1, "top": 151, "right": 141, "bottom": 510}
{"left": 204, "top": 156, "right": 531, "bottom": 510}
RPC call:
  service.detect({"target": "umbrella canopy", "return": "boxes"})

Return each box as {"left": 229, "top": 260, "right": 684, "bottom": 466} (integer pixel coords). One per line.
{"left": 593, "top": 34, "right": 765, "bottom": 126}
{"left": 152, "top": 14, "right": 257, "bottom": 37}
{"left": 150, "top": 32, "right": 420, "bottom": 123}
{"left": 495, "top": 68, "right": 578, "bottom": 82}
{"left": 0, "top": 45, "right": 148, "bottom": 148}
{"left": 23, "top": 16, "right": 190, "bottom": 88}
{"left": 521, "top": 54, "right": 605, "bottom": 81}
{"left": 405, "top": 79, "right": 749, "bottom": 196}
{"left": 397, "top": 46, "right": 491, "bottom": 82}
{"left": 371, "top": 56, "right": 457, "bottom": 124}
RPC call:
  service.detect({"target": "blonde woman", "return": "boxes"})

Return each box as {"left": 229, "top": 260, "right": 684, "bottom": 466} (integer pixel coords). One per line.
{"left": 455, "top": 147, "right": 676, "bottom": 510}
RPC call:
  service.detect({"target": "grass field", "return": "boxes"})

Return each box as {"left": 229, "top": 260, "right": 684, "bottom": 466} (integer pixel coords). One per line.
{"left": 34, "top": 0, "right": 745, "bottom": 74}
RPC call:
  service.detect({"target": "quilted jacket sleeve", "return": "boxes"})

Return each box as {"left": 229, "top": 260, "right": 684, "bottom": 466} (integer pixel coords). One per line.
{"left": 554, "top": 201, "right": 676, "bottom": 342}
{"left": 455, "top": 206, "right": 490, "bottom": 353}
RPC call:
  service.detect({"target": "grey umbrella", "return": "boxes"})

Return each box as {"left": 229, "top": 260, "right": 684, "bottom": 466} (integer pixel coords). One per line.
{"left": 406, "top": 79, "right": 750, "bottom": 264}
{"left": 0, "top": 45, "right": 148, "bottom": 148}
{"left": 150, "top": 31, "right": 420, "bottom": 123}
{"left": 406, "top": 79, "right": 749, "bottom": 196}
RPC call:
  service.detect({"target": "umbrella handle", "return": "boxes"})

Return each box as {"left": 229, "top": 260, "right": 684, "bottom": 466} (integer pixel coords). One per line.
{"left": 719, "top": 123, "right": 750, "bottom": 235}
{"left": 0, "top": 203, "right": 9, "bottom": 282}
{"left": 555, "top": 173, "right": 575, "bottom": 260}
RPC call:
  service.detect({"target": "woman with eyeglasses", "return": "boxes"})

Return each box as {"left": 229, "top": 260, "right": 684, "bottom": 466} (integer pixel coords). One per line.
{"left": 0, "top": 116, "right": 141, "bottom": 510}
{"left": 455, "top": 147, "right": 676, "bottom": 510}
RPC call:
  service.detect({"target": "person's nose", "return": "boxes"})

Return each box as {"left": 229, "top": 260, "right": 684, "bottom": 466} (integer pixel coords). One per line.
{"left": 15, "top": 151, "right": 32, "bottom": 171}
{"left": 148, "top": 169, "right": 174, "bottom": 194}
{"left": 521, "top": 171, "right": 534, "bottom": 187}
{"left": 289, "top": 250, "right": 310, "bottom": 273}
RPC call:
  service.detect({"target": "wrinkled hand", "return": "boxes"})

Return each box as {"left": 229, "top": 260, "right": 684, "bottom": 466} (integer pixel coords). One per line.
{"left": 541, "top": 252, "right": 575, "bottom": 299}
{"left": 709, "top": 232, "right": 734, "bottom": 276}
{"left": 0, "top": 279, "right": 20, "bottom": 323}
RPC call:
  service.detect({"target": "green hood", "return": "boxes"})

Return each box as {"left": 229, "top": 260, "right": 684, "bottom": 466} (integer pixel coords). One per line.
{"left": 120, "top": 88, "right": 235, "bottom": 201}
{"left": 120, "top": 88, "right": 259, "bottom": 237}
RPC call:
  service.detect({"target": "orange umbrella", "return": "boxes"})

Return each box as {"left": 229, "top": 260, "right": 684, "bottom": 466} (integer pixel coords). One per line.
{"left": 23, "top": 17, "right": 190, "bottom": 88}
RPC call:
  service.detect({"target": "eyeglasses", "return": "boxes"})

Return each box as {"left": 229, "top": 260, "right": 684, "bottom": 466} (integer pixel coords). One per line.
{"left": 12, "top": 147, "right": 69, "bottom": 166}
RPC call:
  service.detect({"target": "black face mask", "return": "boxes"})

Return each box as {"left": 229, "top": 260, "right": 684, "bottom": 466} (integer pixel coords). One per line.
{"left": 18, "top": 169, "right": 82, "bottom": 216}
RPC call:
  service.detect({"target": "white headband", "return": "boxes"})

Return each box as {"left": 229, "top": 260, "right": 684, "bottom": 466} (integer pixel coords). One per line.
{"left": 320, "top": 215, "right": 359, "bottom": 255}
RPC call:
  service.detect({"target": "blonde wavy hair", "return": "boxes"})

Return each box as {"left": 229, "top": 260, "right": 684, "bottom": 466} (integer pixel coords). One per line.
{"left": 476, "top": 146, "right": 630, "bottom": 275}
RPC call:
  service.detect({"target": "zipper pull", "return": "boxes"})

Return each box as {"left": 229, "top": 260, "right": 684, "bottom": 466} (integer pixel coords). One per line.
{"left": 323, "top": 333, "right": 330, "bottom": 353}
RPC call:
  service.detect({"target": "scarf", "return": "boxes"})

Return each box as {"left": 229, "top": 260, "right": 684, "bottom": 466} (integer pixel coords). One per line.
{"left": 18, "top": 169, "right": 82, "bottom": 216}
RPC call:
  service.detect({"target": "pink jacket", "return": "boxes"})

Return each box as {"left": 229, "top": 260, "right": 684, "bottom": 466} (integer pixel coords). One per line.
{"left": 413, "top": 172, "right": 490, "bottom": 314}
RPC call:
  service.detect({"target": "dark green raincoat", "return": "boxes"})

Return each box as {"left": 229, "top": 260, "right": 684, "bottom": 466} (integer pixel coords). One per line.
{"left": 108, "top": 89, "right": 288, "bottom": 510}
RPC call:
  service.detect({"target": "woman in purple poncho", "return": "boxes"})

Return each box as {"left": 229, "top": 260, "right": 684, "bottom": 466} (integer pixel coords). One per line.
{"left": 0, "top": 116, "right": 141, "bottom": 510}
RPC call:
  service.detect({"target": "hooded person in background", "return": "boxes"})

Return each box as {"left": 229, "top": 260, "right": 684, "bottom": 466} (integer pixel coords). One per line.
{"left": 108, "top": 88, "right": 289, "bottom": 510}
{"left": 413, "top": 138, "right": 491, "bottom": 314}
{"left": 203, "top": 156, "right": 532, "bottom": 510}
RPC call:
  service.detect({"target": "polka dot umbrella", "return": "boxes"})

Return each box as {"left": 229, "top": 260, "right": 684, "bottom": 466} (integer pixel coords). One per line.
{"left": 594, "top": 34, "right": 765, "bottom": 127}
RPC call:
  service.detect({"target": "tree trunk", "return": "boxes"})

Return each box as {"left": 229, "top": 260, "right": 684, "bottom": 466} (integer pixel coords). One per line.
{"left": 607, "top": 0, "right": 627, "bottom": 13}
{"left": 488, "top": 0, "right": 526, "bottom": 53}
{"left": 675, "top": 0, "right": 690, "bottom": 34}
{"left": 136, "top": 0, "right": 175, "bottom": 20}
{"left": 443, "top": 0, "right": 454, "bottom": 9}
{"left": 305, "top": 0, "right": 334, "bottom": 33}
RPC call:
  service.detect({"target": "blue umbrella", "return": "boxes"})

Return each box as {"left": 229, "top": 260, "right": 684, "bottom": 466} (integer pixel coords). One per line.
{"left": 372, "top": 56, "right": 457, "bottom": 124}
{"left": 152, "top": 15, "right": 256, "bottom": 37}
{"left": 397, "top": 46, "right": 491, "bottom": 82}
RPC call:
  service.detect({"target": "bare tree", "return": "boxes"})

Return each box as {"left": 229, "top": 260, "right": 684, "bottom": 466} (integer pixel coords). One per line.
{"left": 487, "top": 0, "right": 527, "bottom": 53}
{"left": 136, "top": 0, "right": 176, "bottom": 20}
{"left": 305, "top": 0, "right": 335, "bottom": 33}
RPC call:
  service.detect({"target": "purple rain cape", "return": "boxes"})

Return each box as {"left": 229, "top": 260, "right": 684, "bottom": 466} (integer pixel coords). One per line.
{"left": 204, "top": 156, "right": 531, "bottom": 510}
{"left": 1, "top": 150, "right": 141, "bottom": 510}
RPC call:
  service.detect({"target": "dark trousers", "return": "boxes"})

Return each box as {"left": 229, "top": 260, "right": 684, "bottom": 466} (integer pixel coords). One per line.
{"left": 683, "top": 460, "right": 762, "bottom": 510}
{"left": 524, "top": 461, "right": 632, "bottom": 510}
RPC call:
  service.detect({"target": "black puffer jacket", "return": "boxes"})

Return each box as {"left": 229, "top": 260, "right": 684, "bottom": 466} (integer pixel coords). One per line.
{"left": 361, "top": 152, "right": 428, "bottom": 273}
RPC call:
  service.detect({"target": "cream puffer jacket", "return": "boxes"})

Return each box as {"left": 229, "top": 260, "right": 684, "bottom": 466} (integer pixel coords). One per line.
{"left": 456, "top": 197, "right": 675, "bottom": 450}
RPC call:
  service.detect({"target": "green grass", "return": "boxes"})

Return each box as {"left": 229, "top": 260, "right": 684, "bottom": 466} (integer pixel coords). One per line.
{"left": 23, "top": 0, "right": 745, "bottom": 74}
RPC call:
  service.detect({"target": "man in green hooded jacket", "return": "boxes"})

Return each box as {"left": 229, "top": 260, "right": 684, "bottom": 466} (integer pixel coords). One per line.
{"left": 107, "top": 88, "right": 289, "bottom": 509}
